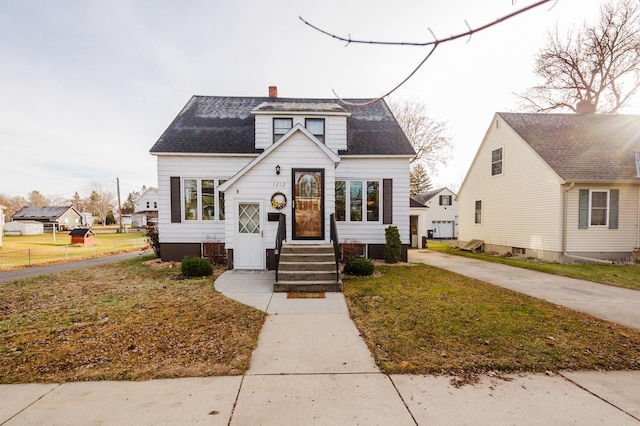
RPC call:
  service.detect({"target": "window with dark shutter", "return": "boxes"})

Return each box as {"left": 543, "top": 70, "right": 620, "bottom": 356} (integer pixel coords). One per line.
{"left": 170, "top": 177, "right": 181, "bottom": 223}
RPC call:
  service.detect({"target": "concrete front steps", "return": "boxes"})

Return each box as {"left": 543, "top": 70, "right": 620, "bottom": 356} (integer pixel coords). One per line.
{"left": 274, "top": 244, "right": 342, "bottom": 292}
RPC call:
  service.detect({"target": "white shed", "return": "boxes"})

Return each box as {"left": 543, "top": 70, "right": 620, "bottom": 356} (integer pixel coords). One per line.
{"left": 4, "top": 220, "right": 44, "bottom": 236}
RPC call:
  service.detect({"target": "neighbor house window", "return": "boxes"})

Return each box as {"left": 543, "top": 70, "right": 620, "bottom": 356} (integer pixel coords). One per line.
{"left": 273, "top": 118, "right": 293, "bottom": 142}
{"left": 218, "top": 180, "right": 227, "bottom": 220}
{"left": 474, "top": 200, "right": 482, "bottom": 224}
{"left": 578, "top": 188, "right": 619, "bottom": 229}
{"left": 491, "top": 147, "right": 503, "bottom": 176}
{"left": 439, "top": 195, "right": 452, "bottom": 206}
{"left": 183, "top": 178, "right": 226, "bottom": 221}
{"left": 305, "top": 118, "right": 325, "bottom": 142}
{"left": 153, "top": 201, "right": 157, "bottom": 209}
{"left": 336, "top": 180, "right": 381, "bottom": 223}
{"left": 146, "top": 201, "right": 150, "bottom": 209}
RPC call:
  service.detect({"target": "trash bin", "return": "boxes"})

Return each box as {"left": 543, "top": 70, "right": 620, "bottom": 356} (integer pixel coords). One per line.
{"left": 427, "top": 230, "right": 434, "bottom": 238}
{"left": 422, "top": 236, "right": 428, "bottom": 248}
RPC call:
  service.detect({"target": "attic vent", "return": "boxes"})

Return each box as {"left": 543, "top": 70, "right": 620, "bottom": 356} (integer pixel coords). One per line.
{"left": 495, "top": 119, "right": 501, "bottom": 129}
{"left": 636, "top": 152, "right": 640, "bottom": 177}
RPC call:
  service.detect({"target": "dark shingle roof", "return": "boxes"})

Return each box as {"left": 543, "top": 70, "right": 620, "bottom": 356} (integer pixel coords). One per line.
{"left": 150, "top": 96, "right": 415, "bottom": 156}
{"left": 12, "top": 206, "right": 78, "bottom": 221}
{"left": 413, "top": 188, "right": 445, "bottom": 205}
{"left": 499, "top": 113, "right": 640, "bottom": 182}
{"left": 410, "top": 198, "right": 428, "bottom": 208}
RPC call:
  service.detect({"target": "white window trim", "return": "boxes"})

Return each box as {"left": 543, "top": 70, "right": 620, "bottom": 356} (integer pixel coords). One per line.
{"left": 336, "top": 179, "right": 382, "bottom": 223}
{"left": 589, "top": 189, "right": 609, "bottom": 227}
{"left": 182, "top": 178, "right": 226, "bottom": 222}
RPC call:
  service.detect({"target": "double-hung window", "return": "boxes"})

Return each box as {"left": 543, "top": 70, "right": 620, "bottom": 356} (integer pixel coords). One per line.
{"left": 305, "top": 118, "right": 325, "bottom": 142}
{"left": 335, "top": 180, "right": 380, "bottom": 222}
{"left": 491, "top": 147, "right": 503, "bottom": 176}
{"left": 273, "top": 118, "right": 293, "bottom": 142}
{"left": 474, "top": 200, "right": 482, "bottom": 224}
{"left": 439, "top": 195, "right": 452, "bottom": 206}
{"left": 578, "top": 188, "right": 619, "bottom": 229}
{"left": 183, "top": 178, "right": 226, "bottom": 221}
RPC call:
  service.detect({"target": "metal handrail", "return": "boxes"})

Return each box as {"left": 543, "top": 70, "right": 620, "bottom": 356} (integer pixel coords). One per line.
{"left": 274, "top": 213, "right": 286, "bottom": 282}
{"left": 329, "top": 213, "right": 340, "bottom": 282}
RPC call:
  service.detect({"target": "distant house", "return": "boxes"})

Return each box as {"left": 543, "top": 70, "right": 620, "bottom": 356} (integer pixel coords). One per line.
{"left": 0, "top": 205, "right": 5, "bottom": 247}
{"left": 115, "top": 208, "right": 134, "bottom": 227}
{"left": 12, "top": 206, "right": 83, "bottom": 231}
{"left": 457, "top": 113, "right": 640, "bottom": 262}
{"left": 133, "top": 187, "right": 158, "bottom": 227}
{"left": 410, "top": 188, "right": 459, "bottom": 246}
{"left": 69, "top": 228, "right": 95, "bottom": 246}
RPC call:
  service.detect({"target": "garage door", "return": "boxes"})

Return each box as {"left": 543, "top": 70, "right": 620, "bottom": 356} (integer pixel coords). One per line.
{"left": 432, "top": 221, "right": 455, "bottom": 239}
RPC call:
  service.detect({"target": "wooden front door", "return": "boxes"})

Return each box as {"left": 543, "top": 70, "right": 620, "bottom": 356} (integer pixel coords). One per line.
{"left": 292, "top": 169, "right": 324, "bottom": 240}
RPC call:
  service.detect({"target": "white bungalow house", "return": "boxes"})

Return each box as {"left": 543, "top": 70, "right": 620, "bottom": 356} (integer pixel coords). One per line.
{"left": 410, "top": 187, "right": 459, "bottom": 246}
{"left": 457, "top": 112, "right": 640, "bottom": 262}
{"left": 150, "top": 88, "right": 415, "bottom": 286}
{"left": 133, "top": 187, "right": 158, "bottom": 228}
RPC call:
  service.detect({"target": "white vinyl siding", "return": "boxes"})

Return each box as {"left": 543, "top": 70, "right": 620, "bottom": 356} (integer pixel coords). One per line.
{"left": 458, "top": 115, "right": 564, "bottom": 254}
{"left": 254, "top": 115, "right": 347, "bottom": 151}
{"left": 156, "top": 155, "right": 250, "bottom": 243}
{"left": 567, "top": 184, "right": 638, "bottom": 253}
{"left": 336, "top": 157, "right": 411, "bottom": 245}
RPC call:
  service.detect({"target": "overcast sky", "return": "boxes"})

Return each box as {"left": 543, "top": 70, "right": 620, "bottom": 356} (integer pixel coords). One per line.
{"left": 0, "top": 0, "right": 627, "bottom": 201}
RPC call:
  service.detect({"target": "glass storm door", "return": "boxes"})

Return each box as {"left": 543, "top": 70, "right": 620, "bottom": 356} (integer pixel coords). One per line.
{"left": 235, "top": 202, "right": 264, "bottom": 269}
{"left": 292, "top": 169, "right": 324, "bottom": 239}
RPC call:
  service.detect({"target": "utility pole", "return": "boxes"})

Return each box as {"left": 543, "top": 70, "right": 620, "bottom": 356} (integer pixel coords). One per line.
{"left": 116, "top": 177, "right": 123, "bottom": 234}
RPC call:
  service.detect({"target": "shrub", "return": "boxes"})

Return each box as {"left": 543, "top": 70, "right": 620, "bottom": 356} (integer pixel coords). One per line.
{"left": 344, "top": 257, "right": 375, "bottom": 276}
{"left": 146, "top": 222, "right": 161, "bottom": 257}
{"left": 181, "top": 256, "right": 213, "bottom": 278}
{"left": 384, "top": 226, "right": 402, "bottom": 264}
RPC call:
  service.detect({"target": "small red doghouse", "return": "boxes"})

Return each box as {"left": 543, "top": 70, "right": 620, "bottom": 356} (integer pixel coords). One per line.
{"left": 69, "top": 228, "right": 95, "bottom": 246}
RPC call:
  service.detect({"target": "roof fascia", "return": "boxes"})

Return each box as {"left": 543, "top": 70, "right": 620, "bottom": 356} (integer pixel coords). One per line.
{"left": 150, "top": 152, "right": 259, "bottom": 157}
{"left": 251, "top": 110, "right": 351, "bottom": 117}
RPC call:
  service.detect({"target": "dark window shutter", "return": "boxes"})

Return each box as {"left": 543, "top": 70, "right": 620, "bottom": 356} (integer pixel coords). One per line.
{"left": 609, "top": 189, "right": 619, "bottom": 229}
{"left": 383, "top": 179, "right": 393, "bottom": 224}
{"left": 170, "top": 177, "right": 181, "bottom": 223}
{"left": 578, "top": 189, "right": 589, "bottom": 229}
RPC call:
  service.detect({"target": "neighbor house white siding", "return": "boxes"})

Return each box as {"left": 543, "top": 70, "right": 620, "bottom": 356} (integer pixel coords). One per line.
{"left": 336, "top": 157, "right": 411, "bottom": 245}
{"left": 458, "top": 115, "right": 564, "bottom": 256}
{"left": 156, "top": 155, "right": 253, "bottom": 244}
{"left": 566, "top": 184, "right": 640, "bottom": 253}
{"left": 422, "top": 188, "right": 459, "bottom": 239}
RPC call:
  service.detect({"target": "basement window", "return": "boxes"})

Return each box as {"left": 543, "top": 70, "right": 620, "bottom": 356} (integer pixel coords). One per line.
{"left": 512, "top": 247, "right": 526, "bottom": 255}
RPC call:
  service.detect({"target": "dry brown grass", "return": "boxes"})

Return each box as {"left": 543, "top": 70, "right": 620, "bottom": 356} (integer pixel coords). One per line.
{"left": 0, "top": 255, "right": 266, "bottom": 383}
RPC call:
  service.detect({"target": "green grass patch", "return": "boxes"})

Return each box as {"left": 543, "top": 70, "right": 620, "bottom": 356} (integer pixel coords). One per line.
{"left": 425, "top": 241, "right": 640, "bottom": 291}
{"left": 344, "top": 264, "right": 640, "bottom": 375}
{"left": 0, "top": 256, "right": 266, "bottom": 383}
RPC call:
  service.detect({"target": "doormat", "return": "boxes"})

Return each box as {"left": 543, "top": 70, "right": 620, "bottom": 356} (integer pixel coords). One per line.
{"left": 287, "top": 292, "right": 326, "bottom": 299}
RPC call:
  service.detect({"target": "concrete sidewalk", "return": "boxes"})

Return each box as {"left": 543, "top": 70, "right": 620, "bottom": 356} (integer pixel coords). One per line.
{"left": 3, "top": 267, "right": 640, "bottom": 424}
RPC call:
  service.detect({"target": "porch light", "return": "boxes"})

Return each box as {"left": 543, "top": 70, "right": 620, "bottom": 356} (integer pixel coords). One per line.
{"left": 276, "top": 165, "right": 281, "bottom": 175}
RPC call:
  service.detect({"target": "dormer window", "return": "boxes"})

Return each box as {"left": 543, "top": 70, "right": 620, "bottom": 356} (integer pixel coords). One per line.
{"left": 273, "top": 118, "right": 292, "bottom": 142}
{"left": 305, "top": 118, "right": 325, "bottom": 143}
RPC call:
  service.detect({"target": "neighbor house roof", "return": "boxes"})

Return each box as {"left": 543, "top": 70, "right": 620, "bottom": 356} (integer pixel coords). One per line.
{"left": 410, "top": 198, "right": 428, "bottom": 208}
{"left": 149, "top": 96, "right": 415, "bottom": 157}
{"left": 12, "top": 206, "right": 80, "bottom": 221}
{"left": 413, "top": 188, "right": 450, "bottom": 205}
{"left": 499, "top": 113, "right": 640, "bottom": 182}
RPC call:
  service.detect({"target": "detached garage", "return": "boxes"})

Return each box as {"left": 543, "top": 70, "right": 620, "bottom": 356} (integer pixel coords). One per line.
{"left": 4, "top": 220, "right": 44, "bottom": 236}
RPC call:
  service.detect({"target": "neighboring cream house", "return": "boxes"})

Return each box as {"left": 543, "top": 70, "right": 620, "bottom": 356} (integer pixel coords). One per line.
{"left": 410, "top": 188, "right": 459, "bottom": 246}
{"left": 458, "top": 113, "right": 640, "bottom": 262}
{"left": 150, "top": 88, "right": 415, "bottom": 269}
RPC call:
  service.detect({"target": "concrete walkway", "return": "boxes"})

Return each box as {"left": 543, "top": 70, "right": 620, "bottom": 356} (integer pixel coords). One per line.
{"left": 2, "top": 257, "right": 640, "bottom": 424}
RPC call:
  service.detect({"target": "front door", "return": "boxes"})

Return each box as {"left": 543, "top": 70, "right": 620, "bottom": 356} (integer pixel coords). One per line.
{"left": 235, "top": 201, "right": 264, "bottom": 269}
{"left": 292, "top": 169, "right": 324, "bottom": 240}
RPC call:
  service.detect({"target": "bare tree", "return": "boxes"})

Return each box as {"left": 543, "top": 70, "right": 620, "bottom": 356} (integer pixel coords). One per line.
{"left": 519, "top": 0, "right": 640, "bottom": 113}
{"left": 85, "top": 182, "right": 115, "bottom": 226}
{"left": 27, "top": 190, "right": 49, "bottom": 207}
{"left": 389, "top": 98, "right": 452, "bottom": 172}
{"left": 0, "top": 194, "right": 27, "bottom": 220}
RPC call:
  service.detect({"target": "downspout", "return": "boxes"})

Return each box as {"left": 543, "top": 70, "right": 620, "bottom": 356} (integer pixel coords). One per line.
{"left": 562, "top": 182, "right": 613, "bottom": 264}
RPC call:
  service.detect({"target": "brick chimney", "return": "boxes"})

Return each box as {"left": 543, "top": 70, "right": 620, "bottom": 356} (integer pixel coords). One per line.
{"left": 269, "top": 86, "right": 278, "bottom": 98}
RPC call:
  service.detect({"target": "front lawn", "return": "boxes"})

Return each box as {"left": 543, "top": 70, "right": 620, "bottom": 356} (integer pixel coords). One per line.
{"left": 344, "top": 264, "right": 640, "bottom": 375}
{"left": 0, "top": 255, "right": 266, "bottom": 383}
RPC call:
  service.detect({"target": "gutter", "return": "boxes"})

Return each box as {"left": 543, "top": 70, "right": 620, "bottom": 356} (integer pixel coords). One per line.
{"left": 562, "top": 182, "right": 613, "bottom": 265}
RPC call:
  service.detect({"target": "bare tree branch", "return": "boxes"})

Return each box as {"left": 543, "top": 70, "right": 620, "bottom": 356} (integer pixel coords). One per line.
{"left": 300, "top": 0, "right": 555, "bottom": 105}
